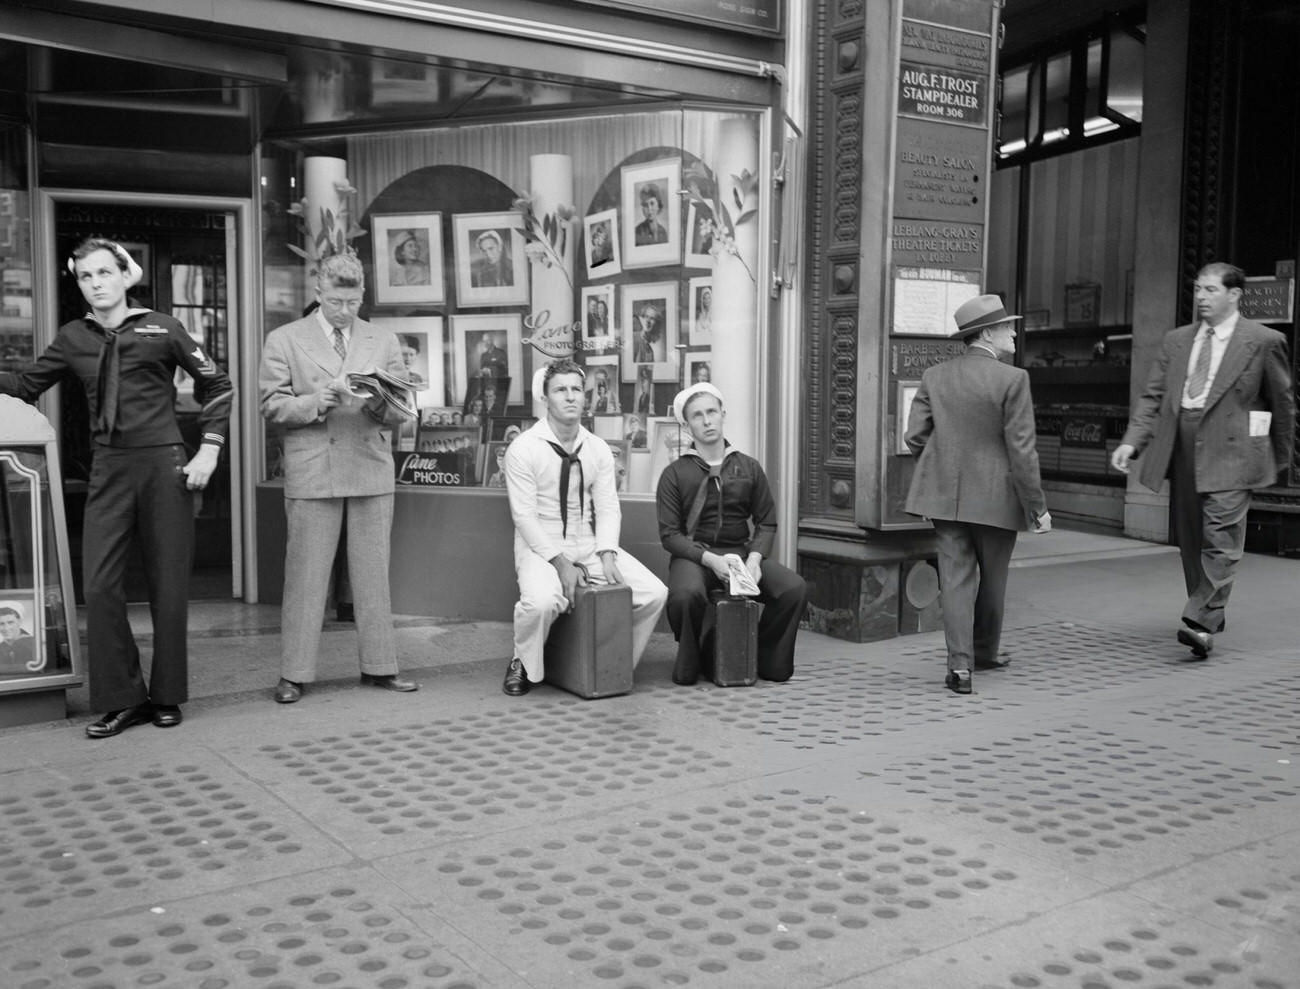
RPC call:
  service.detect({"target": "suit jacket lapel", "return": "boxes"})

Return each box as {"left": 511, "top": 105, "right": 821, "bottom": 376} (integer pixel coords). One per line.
{"left": 1203, "top": 325, "right": 1256, "bottom": 412}
{"left": 297, "top": 318, "right": 342, "bottom": 375}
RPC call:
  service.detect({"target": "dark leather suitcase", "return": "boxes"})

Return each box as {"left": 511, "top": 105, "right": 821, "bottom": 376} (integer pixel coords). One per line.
{"left": 544, "top": 579, "right": 634, "bottom": 698}
{"left": 710, "top": 595, "right": 761, "bottom": 687}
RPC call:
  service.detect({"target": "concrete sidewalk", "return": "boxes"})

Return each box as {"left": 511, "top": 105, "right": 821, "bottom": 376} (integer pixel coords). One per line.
{"left": 1, "top": 532, "right": 1297, "bottom": 988}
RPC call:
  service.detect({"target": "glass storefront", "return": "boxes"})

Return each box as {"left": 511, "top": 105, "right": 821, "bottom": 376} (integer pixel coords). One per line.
{"left": 260, "top": 104, "right": 769, "bottom": 496}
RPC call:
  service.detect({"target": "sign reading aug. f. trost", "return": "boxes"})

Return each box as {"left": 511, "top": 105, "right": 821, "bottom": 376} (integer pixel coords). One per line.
{"left": 567, "top": 0, "right": 781, "bottom": 36}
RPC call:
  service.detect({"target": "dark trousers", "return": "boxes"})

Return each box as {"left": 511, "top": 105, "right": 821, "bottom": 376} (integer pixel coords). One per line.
{"left": 932, "top": 519, "right": 1018, "bottom": 671}
{"left": 666, "top": 554, "right": 807, "bottom": 683}
{"left": 1170, "top": 410, "right": 1250, "bottom": 633}
{"left": 84, "top": 444, "right": 194, "bottom": 710}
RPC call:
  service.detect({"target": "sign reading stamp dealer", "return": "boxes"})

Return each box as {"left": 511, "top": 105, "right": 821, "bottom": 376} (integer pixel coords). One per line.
{"left": 879, "top": 0, "right": 1001, "bottom": 530}
{"left": 889, "top": 0, "right": 997, "bottom": 338}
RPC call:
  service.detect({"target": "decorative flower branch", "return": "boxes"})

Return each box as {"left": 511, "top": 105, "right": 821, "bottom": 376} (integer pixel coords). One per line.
{"left": 513, "top": 190, "right": 577, "bottom": 291}
{"left": 681, "top": 161, "right": 761, "bottom": 284}
{"left": 287, "top": 179, "right": 367, "bottom": 271}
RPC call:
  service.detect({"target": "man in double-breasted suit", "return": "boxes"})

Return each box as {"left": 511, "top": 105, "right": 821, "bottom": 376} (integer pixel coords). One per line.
{"left": 905, "top": 295, "right": 1052, "bottom": 694}
{"left": 259, "top": 253, "right": 419, "bottom": 703}
{"left": 1112, "top": 262, "right": 1294, "bottom": 659}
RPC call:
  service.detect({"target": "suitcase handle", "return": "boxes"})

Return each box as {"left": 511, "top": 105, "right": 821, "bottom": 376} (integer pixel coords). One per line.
{"left": 572, "top": 561, "right": 608, "bottom": 586}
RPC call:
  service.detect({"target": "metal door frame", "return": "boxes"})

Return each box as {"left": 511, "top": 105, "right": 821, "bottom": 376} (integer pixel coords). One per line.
{"left": 34, "top": 188, "right": 258, "bottom": 600}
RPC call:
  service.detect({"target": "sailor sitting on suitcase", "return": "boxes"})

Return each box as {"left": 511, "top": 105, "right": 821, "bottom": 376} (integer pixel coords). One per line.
{"left": 655, "top": 383, "right": 808, "bottom": 686}
{"left": 502, "top": 359, "right": 667, "bottom": 696}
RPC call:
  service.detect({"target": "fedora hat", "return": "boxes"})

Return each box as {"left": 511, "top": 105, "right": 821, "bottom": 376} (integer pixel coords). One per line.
{"left": 951, "top": 294, "right": 1021, "bottom": 339}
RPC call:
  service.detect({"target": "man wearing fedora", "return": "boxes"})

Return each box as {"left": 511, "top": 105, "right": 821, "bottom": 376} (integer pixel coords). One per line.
{"left": 655, "top": 382, "right": 808, "bottom": 685}
{"left": 904, "top": 294, "right": 1052, "bottom": 694}
{"left": 1110, "top": 262, "right": 1294, "bottom": 659}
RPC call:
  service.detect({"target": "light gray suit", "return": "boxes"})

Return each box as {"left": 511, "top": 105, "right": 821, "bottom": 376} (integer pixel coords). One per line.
{"left": 1120, "top": 316, "right": 1294, "bottom": 632}
{"left": 259, "top": 313, "right": 409, "bottom": 682}
{"left": 905, "top": 346, "right": 1047, "bottom": 671}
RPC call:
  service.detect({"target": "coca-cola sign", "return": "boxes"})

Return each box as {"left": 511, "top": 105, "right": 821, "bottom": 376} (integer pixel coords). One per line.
{"left": 1061, "top": 417, "right": 1106, "bottom": 448}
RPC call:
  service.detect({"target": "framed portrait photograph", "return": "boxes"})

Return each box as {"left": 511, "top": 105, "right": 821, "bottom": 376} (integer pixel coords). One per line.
{"left": 371, "top": 213, "right": 445, "bottom": 306}
{"left": 370, "top": 316, "right": 444, "bottom": 402}
{"left": 629, "top": 362, "right": 656, "bottom": 414}
{"left": 0, "top": 592, "right": 43, "bottom": 677}
{"left": 621, "top": 158, "right": 681, "bottom": 269}
{"left": 684, "top": 201, "right": 716, "bottom": 269}
{"left": 584, "top": 208, "right": 622, "bottom": 280}
{"left": 490, "top": 416, "right": 535, "bottom": 443}
{"left": 648, "top": 417, "right": 686, "bottom": 490}
{"left": 622, "top": 411, "right": 650, "bottom": 451}
{"left": 452, "top": 313, "right": 523, "bottom": 406}
{"left": 582, "top": 354, "right": 621, "bottom": 415}
{"left": 605, "top": 439, "right": 631, "bottom": 493}
{"left": 621, "top": 281, "right": 678, "bottom": 382}
{"left": 453, "top": 212, "right": 529, "bottom": 308}
{"left": 684, "top": 351, "right": 713, "bottom": 387}
{"left": 482, "top": 439, "right": 512, "bottom": 489}
{"left": 580, "top": 284, "right": 616, "bottom": 351}
{"left": 686, "top": 276, "right": 712, "bottom": 347}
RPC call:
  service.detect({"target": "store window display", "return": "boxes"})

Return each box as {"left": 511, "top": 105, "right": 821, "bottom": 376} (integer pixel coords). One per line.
{"left": 262, "top": 106, "right": 766, "bottom": 496}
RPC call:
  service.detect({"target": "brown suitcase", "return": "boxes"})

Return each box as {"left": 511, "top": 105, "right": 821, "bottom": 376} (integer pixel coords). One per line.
{"left": 710, "top": 595, "right": 761, "bottom": 687}
{"left": 543, "top": 577, "right": 634, "bottom": 699}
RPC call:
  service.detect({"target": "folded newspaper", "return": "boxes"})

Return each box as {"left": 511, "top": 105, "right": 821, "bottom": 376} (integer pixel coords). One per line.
{"left": 725, "top": 554, "right": 761, "bottom": 597}
{"left": 345, "top": 367, "right": 418, "bottom": 420}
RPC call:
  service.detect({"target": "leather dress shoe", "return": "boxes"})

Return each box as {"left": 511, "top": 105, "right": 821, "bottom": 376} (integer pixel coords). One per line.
{"left": 974, "top": 657, "right": 1010, "bottom": 670}
{"left": 85, "top": 704, "right": 154, "bottom": 739}
{"left": 502, "top": 657, "right": 530, "bottom": 696}
{"left": 1177, "top": 627, "right": 1213, "bottom": 659}
{"left": 945, "top": 669, "right": 972, "bottom": 695}
{"left": 152, "top": 705, "right": 183, "bottom": 728}
{"left": 275, "top": 678, "right": 303, "bottom": 704}
{"left": 361, "top": 672, "right": 418, "bottom": 692}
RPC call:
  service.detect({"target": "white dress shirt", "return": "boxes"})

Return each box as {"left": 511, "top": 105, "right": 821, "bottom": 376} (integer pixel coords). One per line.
{"left": 316, "top": 308, "right": 350, "bottom": 351}
{"left": 1181, "top": 310, "right": 1238, "bottom": 409}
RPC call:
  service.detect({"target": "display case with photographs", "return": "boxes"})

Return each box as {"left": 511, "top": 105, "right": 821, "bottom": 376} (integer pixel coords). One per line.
{"left": 0, "top": 399, "right": 82, "bottom": 693}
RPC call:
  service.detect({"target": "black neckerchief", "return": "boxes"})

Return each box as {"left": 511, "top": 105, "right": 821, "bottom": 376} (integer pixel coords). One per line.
{"left": 545, "top": 440, "right": 584, "bottom": 538}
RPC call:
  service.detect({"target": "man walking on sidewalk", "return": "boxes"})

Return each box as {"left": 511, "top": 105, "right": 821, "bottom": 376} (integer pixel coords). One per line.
{"left": 1111, "top": 262, "right": 1294, "bottom": 659}
{"left": 905, "top": 295, "right": 1052, "bottom": 695}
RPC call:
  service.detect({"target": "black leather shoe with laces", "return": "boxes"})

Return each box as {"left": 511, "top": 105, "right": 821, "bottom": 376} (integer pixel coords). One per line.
{"left": 502, "top": 657, "right": 530, "bottom": 696}
{"left": 945, "top": 669, "right": 972, "bottom": 695}
{"left": 152, "top": 705, "right": 183, "bottom": 727}
{"left": 85, "top": 704, "right": 154, "bottom": 739}
{"left": 360, "top": 673, "right": 418, "bottom": 692}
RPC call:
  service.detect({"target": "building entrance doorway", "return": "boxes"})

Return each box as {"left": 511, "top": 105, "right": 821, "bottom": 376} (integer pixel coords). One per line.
{"left": 49, "top": 198, "right": 243, "bottom": 602}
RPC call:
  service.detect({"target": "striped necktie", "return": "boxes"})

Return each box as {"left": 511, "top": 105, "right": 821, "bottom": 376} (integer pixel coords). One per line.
{"left": 1187, "top": 325, "right": 1213, "bottom": 398}
{"left": 333, "top": 328, "right": 347, "bottom": 361}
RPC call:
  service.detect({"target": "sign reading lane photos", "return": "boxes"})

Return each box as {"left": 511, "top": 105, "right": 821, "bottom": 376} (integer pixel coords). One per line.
{"left": 890, "top": 0, "right": 996, "bottom": 337}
